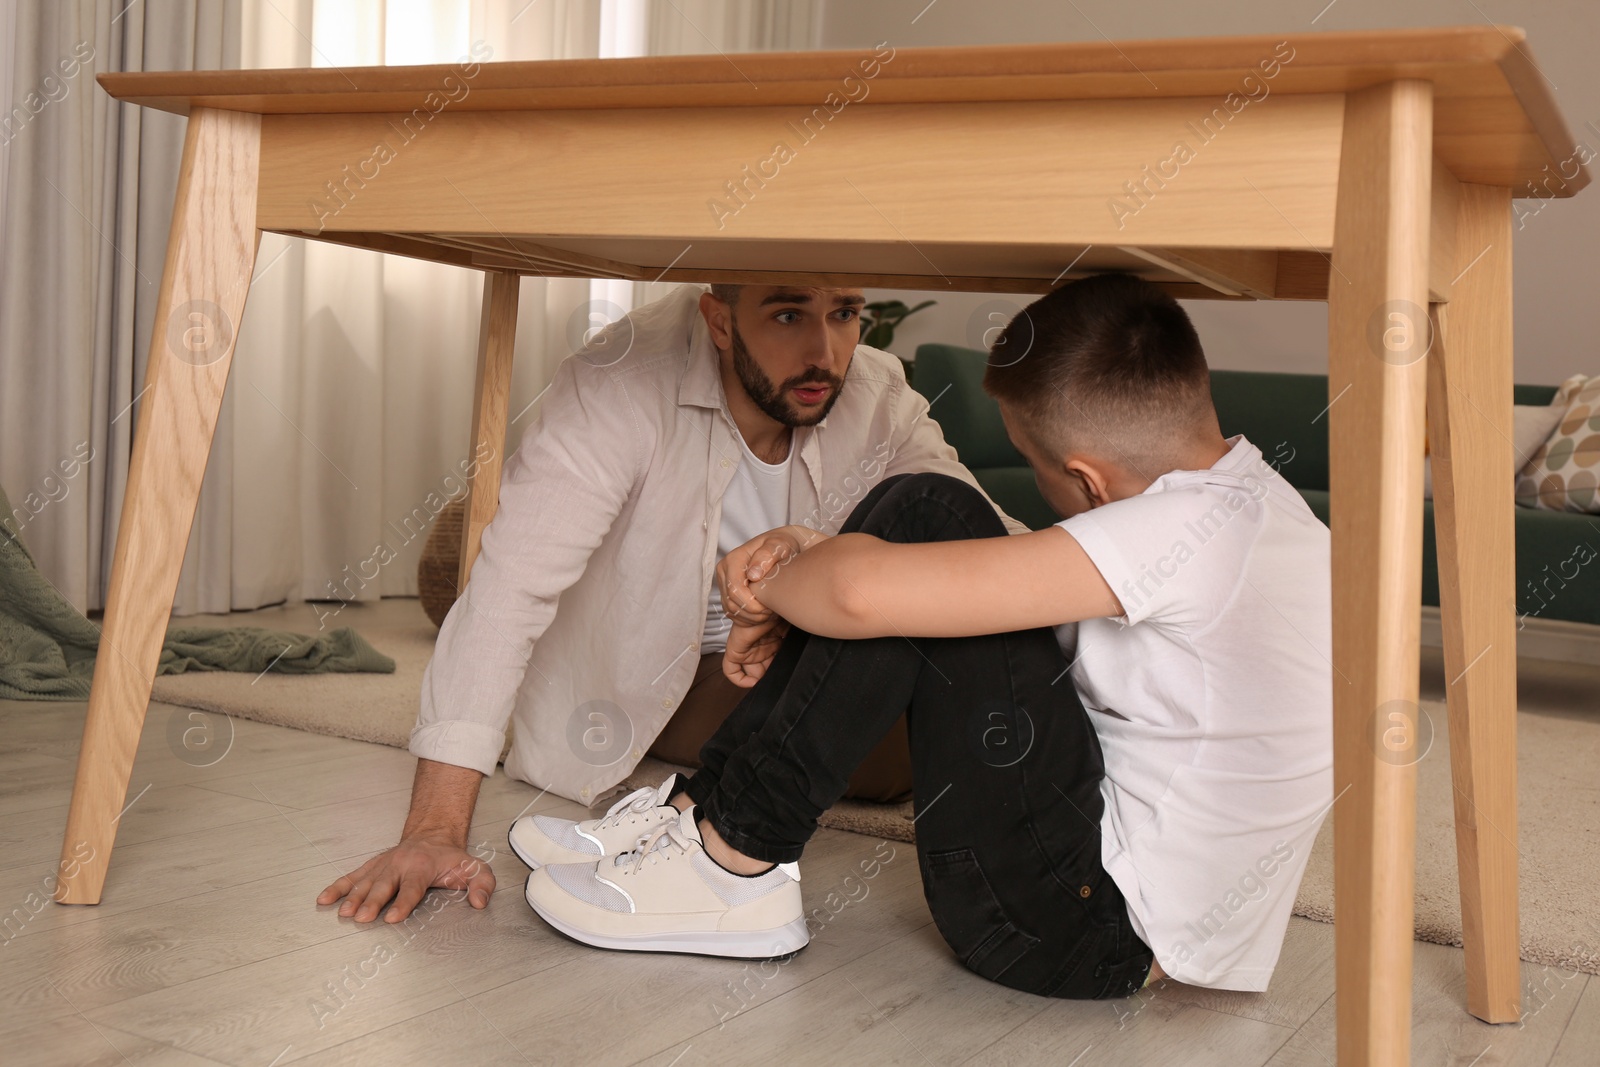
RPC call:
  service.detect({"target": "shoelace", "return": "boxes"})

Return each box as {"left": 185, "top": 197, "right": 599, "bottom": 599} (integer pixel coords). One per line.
{"left": 617, "top": 818, "right": 693, "bottom": 875}
{"left": 592, "top": 781, "right": 671, "bottom": 831}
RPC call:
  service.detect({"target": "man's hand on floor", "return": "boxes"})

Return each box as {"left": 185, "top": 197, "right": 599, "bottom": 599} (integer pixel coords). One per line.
{"left": 317, "top": 758, "right": 491, "bottom": 923}
{"left": 317, "top": 837, "right": 496, "bottom": 923}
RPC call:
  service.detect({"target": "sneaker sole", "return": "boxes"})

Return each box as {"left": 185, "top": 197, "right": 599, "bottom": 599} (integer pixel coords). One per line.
{"left": 524, "top": 875, "right": 809, "bottom": 960}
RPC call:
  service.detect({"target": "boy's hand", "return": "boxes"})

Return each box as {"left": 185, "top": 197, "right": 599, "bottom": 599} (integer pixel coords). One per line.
{"left": 717, "top": 525, "right": 827, "bottom": 624}
{"left": 723, "top": 616, "right": 791, "bottom": 687}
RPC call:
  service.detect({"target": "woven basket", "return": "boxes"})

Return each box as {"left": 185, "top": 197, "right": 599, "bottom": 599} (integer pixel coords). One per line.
{"left": 417, "top": 495, "right": 467, "bottom": 628}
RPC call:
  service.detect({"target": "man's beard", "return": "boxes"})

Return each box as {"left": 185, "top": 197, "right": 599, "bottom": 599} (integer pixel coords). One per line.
{"left": 729, "top": 318, "right": 845, "bottom": 428}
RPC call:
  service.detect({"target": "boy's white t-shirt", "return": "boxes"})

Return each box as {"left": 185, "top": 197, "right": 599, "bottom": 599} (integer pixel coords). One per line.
{"left": 702, "top": 434, "right": 795, "bottom": 653}
{"left": 1054, "top": 433, "right": 1333, "bottom": 991}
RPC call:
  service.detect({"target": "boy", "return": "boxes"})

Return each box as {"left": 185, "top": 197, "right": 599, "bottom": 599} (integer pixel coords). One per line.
{"left": 517, "top": 273, "right": 1333, "bottom": 997}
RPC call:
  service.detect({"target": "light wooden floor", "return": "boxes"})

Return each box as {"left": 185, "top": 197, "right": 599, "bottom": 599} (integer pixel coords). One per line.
{"left": 2, "top": 598, "right": 1596, "bottom": 1066}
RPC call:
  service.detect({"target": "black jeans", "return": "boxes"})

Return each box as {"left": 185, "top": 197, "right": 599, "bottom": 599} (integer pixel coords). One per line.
{"left": 685, "top": 472, "right": 1155, "bottom": 999}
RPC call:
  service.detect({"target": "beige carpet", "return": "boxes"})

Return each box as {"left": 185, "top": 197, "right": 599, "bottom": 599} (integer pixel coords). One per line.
{"left": 148, "top": 599, "right": 1600, "bottom": 976}
{"left": 151, "top": 602, "right": 514, "bottom": 759}
{"left": 1294, "top": 699, "right": 1600, "bottom": 977}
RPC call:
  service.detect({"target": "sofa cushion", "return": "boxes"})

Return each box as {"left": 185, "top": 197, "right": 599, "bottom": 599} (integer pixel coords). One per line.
{"left": 970, "top": 467, "right": 1061, "bottom": 531}
{"left": 1515, "top": 374, "right": 1600, "bottom": 513}
{"left": 1208, "top": 370, "right": 1333, "bottom": 492}
{"left": 910, "top": 344, "right": 1027, "bottom": 470}
{"left": 1297, "top": 488, "right": 1600, "bottom": 626}
{"left": 1202, "top": 376, "right": 1560, "bottom": 494}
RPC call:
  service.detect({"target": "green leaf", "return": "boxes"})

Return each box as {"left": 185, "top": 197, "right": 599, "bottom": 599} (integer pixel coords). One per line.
{"left": 858, "top": 297, "right": 938, "bottom": 352}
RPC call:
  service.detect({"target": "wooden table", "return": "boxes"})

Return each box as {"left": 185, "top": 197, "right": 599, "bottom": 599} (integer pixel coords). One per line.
{"left": 65, "top": 26, "right": 1586, "bottom": 1065}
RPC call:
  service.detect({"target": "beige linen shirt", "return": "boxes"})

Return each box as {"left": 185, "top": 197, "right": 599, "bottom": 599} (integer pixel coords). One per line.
{"left": 411, "top": 284, "right": 1027, "bottom": 805}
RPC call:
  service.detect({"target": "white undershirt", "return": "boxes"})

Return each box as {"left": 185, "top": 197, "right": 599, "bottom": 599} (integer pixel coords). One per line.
{"left": 702, "top": 433, "right": 794, "bottom": 653}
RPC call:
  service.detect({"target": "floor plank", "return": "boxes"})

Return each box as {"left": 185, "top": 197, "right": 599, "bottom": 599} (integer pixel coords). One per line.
{"left": 191, "top": 744, "right": 420, "bottom": 811}
{"left": 636, "top": 964, "right": 955, "bottom": 1067}
{"left": 1548, "top": 975, "right": 1599, "bottom": 1067}
{"left": 1263, "top": 936, "right": 1586, "bottom": 1066}
{"left": 8, "top": 1015, "right": 234, "bottom": 1067}
{"left": 1, "top": 596, "right": 1595, "bottom": 1067}
{"left": 966, "top": 987, "right": 1297, "bottom": 1067}
{"left": 1154, "top": 916, "right": 1337, "bottom": 1032}
{"left": 291, "top": 998, "right": 533, "bottom": 1066}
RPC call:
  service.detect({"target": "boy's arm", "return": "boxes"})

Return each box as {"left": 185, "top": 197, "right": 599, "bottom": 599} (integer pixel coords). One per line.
{"left": 739, "top": 525, "right": 1122, "bottom": 639}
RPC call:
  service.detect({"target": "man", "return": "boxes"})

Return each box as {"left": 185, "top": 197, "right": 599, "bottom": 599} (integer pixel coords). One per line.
{"left": 318, "top": 281, "right": 1027, "bottom": 924}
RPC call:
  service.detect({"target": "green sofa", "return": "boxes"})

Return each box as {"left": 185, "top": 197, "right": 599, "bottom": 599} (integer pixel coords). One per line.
{"left": 911, "top": 343, "right": 1600, "bottom": 628}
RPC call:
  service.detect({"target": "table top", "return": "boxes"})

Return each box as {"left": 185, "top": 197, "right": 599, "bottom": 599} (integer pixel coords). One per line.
{"left": 97, "top": 27, "right": 1587, "bottom": 298}
{"left": 99, "top": 25, "right": 1585, "bottom": 195}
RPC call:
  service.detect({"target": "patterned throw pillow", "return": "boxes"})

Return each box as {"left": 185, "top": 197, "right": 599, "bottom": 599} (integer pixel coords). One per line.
{"left": 1514, "top": 374, "right": 1600, "bottom": 513}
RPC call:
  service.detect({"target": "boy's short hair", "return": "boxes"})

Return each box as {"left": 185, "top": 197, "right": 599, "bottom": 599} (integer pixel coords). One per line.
{"left": 708, "top": 284, "right": 742, "bottom": 307}
{"left": 981, "top": 272, "right": 1217, "bottom": 476}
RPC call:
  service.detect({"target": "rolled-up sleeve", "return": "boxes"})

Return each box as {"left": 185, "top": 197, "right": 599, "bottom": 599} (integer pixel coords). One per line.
{"left": 410, "top": 357, "right": 643, "bottom": 776}
{"left": 882, "top": 371, "right": 1031, "bottom": 536}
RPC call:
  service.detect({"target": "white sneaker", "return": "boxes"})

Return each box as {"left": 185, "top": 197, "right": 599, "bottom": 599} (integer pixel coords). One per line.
{"left": 524, "top": 805, "right": 808, "bottom": 959}
{"left": 508, "top": 774, "right": 686, "bottom": 869}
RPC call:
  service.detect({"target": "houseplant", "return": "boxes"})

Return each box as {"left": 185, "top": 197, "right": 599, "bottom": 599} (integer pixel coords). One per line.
{"left": 859, "top": 298, "right": 936, "bottom": 383}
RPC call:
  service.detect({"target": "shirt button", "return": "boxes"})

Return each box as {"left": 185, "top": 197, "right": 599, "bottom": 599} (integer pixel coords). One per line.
{"left": 689, "top": 642, "right": 698, "bottom": 652}
{"left": 580, "top": 787, "right": 591, "bottom": 799}
{"left": 661, "top": 698, "right": 673, "bottom": 709}
{"left": 1080, "top": 885, "right": 1092, "bottom": 898}
{"left": 631, "top": 748, "right": 642, "bottom": 759}
{"left": 720, "top": 458, "right": 731, "bottom": 468}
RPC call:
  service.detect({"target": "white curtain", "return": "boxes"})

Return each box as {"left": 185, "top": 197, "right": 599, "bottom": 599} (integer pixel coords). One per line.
{"left": 648, "top": 0, "right": 818, "bottom": 55}
{"left": 212, "top": 0, "right": 604, "bottom": 620}
{"left": 0, "top": 0, "right": 241, "bottom": 616}
{"left": 218, "top": 0, "right": 819, "bottom": 620}
{"left": 0, "top": 0, "right": 820, "bottom": 619}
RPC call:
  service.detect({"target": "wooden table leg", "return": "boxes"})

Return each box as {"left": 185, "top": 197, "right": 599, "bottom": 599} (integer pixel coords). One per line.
{"left": 457, "top": 271, "right": 520, "bottom": 588}
{"left": 1426, "top": 182, "right": 1522, "bottom": 1023}
{"left": 1326, "top": 79, "right": 1434, "bottom": 1066}
{"left": 54, "top": 107, "right": 262, "bottom": 904}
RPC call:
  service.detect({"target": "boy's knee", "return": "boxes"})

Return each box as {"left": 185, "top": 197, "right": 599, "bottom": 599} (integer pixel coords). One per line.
{"left": 889, "top": 471, "right": 981, "bottom": 498}
{"left": 854, "top": 472, "right": 1000, "bottom": 537}
{"left": 873, "top": 472, "right": 988, "bottom": 513}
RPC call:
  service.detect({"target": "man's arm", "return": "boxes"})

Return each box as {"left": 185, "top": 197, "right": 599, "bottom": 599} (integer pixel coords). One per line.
{"left": 411, "top": 358, "right": 643, "bottom": 777}
{"left": 745, "top": 524, "right": 1122, "bottom": 639}
{"left": 320, "top": 357, "right": 642, "bottom": 921}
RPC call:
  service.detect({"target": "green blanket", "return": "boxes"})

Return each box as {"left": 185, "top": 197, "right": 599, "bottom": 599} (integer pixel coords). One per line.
{"left": 1, "top": 482, "right": 394, "bottom": 701}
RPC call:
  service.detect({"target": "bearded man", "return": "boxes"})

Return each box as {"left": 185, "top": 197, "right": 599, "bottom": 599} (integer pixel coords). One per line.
{"left": 319, "top": 282, "right": 1025, "bottom": 924}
